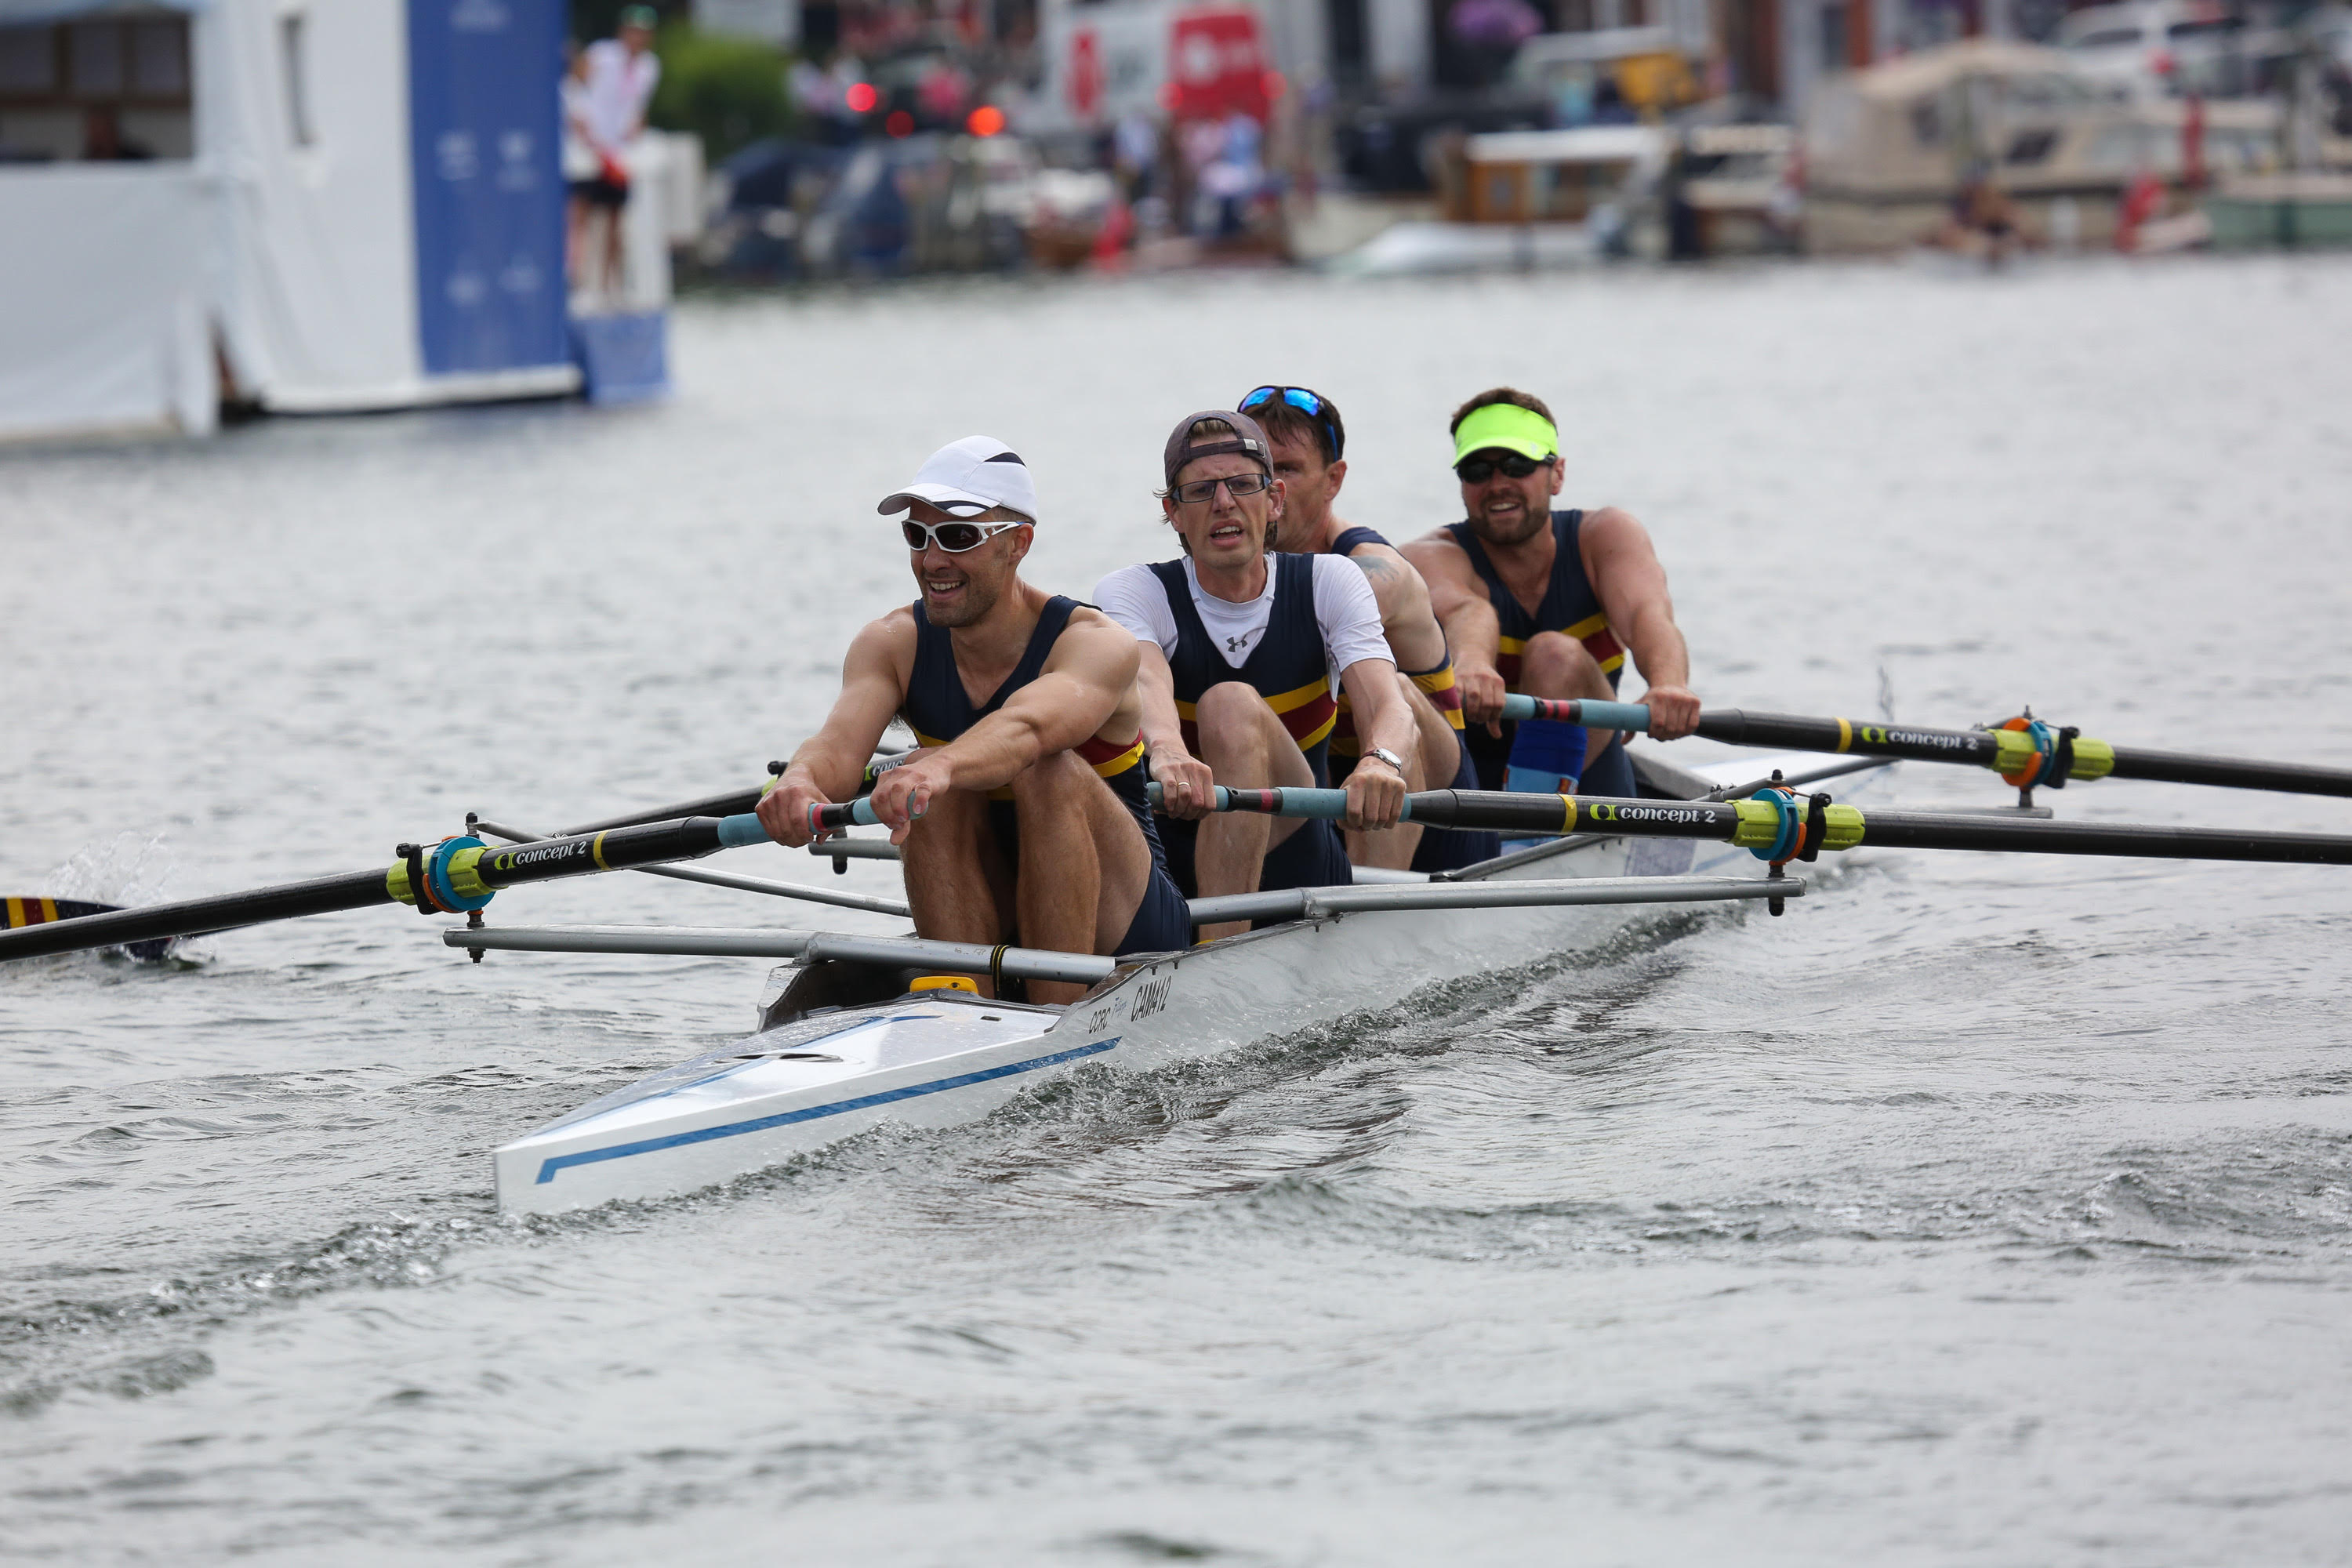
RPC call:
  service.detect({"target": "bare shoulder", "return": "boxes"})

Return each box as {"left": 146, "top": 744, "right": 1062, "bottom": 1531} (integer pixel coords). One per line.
{"left": 1052, "top": 604, "right": 1143, "bottom": 675}
{"left": 1399, "top": 527, "right": 1473, "bottom": 579}
{"left": 1346, "top": 539, "right": 1412, "bottom": 575}
{"left": 844, "top": 604, "right": 918, "bottom": 674}
{"left": 1580, "top": 506, "right": 1652, "bottom": 546}
{"left": 851, "top": 603, "right": 918, "bottom": 649}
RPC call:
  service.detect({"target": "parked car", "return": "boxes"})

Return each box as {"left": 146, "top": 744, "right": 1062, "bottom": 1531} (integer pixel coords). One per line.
{"left": 697, "top": 133, "right": 1032, "bottom": 280}
{"left": 2056, "top": 0, "right": 2289, "bottom": 100}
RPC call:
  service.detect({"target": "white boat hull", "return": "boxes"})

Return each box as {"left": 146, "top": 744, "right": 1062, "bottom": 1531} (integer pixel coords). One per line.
{"left": 495, "top": 753, "right": 1860, "bottom": 1213}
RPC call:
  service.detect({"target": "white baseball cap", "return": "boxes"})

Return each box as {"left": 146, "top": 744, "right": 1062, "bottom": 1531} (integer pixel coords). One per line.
{"left": 875, "top": 436, "right": 1039, "bottom": 522}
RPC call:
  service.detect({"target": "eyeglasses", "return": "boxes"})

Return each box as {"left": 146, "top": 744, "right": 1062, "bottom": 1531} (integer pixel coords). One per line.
{"left": 902, "top": 518, "right": 1020, "bottom": 553}
{"left": 1454, "top": 452, "right": 1552, "bottom": 485}
{"left": 1170, "top": 471, "right": 1273, "bottom": 506}
{"left": 1240, "top": 385, "right": 1343, "bottom": 461}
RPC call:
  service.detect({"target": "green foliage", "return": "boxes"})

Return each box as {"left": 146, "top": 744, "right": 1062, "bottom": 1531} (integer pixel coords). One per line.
{"left": 571, "top": 0, "right": 681, "bottom": 45}
{"left": 647, "top": 25, "right": 797, "bottom": 163}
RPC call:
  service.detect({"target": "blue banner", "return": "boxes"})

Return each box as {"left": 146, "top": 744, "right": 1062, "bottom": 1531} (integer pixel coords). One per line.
{"left": 408, "top": 0, "right": 568, "bottom": 377}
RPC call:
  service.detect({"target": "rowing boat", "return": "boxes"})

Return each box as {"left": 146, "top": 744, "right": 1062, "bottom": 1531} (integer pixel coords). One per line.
{"left": 11, "top": 695, "right": 2340, "bottom": 1217}
{"left": 482, "top": 746, "right": 1883, "bottom": 1214}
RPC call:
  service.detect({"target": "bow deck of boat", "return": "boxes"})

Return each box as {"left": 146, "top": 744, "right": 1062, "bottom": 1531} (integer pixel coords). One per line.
{"left": 494, "top": 746, "right": 1880, "bottom": 1214}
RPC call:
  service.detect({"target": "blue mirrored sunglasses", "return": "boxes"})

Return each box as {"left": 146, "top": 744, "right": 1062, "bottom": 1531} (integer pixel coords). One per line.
{"left": 1239, "top": 385, "right": 1342, "bottom": 463}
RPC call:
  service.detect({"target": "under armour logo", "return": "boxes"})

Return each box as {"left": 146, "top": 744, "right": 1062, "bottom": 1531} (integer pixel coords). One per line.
{"left": 1225, "top": 634, "right": 1250, "bottom": 652}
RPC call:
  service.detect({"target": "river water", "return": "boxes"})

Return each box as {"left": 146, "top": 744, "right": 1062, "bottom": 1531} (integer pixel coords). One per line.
{"left": 5, "top": 256, "right": 2350, "bottom": 1565}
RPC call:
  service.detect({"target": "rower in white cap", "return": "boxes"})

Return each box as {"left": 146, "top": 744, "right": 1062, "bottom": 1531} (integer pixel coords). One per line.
{"left": 756, "top": 436, "right": 1192, "bottom": 1000}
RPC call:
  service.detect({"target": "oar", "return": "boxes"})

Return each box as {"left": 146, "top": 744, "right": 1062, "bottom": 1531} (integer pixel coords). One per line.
{"left": 0, "top": 813, "right": 779, "bottom": 964}
{"left": 1503, "top": 696, "right": 2352, "bottom": 800}
{"left": 443, "top": 923, "right": 1120, "bottom": 986}
{"left": 467, "top": 815, "right": 910, "bottom": 919}
{"left": 551, "top": 752, "right": 916, "bottom": 837}
{"left": 1152, "top": 784, "right": 2352, "bottom": 866}
{"left": 2, "top": 897, "right": 172, "bottom": 961}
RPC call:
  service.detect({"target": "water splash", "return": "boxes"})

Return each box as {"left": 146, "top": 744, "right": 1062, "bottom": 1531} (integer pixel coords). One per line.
{"left": 44, "top": 831, "right": 180, "bottom": 909}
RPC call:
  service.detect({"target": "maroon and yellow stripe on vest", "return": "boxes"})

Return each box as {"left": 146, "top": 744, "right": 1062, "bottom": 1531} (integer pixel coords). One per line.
{"left": 1330, "top": 656, "right": 1468, "bottom": 757}
{"left": 910, "top": 728, "right": 1146, "bottom": 800}
{"left": 1494, "top": 611, "right": 1625, "bottom": 690}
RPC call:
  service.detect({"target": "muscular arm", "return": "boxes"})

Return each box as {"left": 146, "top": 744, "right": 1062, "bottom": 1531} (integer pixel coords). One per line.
{"left": 857, "top": 612, "right": 1139, "bottom": 843}
{"left": 1347, "top": 544, "right": 1448, "bottom": 672}
{"left": 927, "top": 614, "right": 1136, "bottom": 793}
{"left": 1401, "top": 531, "right": 1507, "bottom": 735}
{"left": 1581, "top": 506, "right": 1698, "bottom": 739}
{"left": 757, "top": 612, "right": 910, "bottom": 844}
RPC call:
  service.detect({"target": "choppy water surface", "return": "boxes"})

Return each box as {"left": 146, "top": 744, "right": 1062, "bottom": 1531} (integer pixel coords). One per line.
{"left": 5, "top": 257, "right": 2351, "bottom": 1565}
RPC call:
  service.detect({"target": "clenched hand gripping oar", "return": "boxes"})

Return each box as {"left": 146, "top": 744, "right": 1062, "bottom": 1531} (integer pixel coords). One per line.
{"left": 0, "top": 815, "right": 781, "bottom": 964}
{"left": 1156, "top": 783, "right": 2352, "bottom": 867}
{"left": 1506, "top": 697, "right": 2352, "bottom": 801}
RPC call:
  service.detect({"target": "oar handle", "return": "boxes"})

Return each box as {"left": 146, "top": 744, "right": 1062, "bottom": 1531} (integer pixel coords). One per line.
{"left": 1498, "top": 695, "right": 1653, "bottom": 731}
{"left": 808, "top": 799, "right": 883, "bottom": 833}
{"left": 1143, "top": 782, "right": 1415, "bottom": 822}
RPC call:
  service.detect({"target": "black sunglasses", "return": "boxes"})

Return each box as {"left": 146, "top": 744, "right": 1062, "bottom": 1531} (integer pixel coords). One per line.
{"left": 1240, "top": 385, "right": 1343, "bottom": 462}
{"left": 1454, "top": 452, "right": 1551, "bottom": 485}
{"left": 1171, "top": 471, "right": 1273, "bottom": 506}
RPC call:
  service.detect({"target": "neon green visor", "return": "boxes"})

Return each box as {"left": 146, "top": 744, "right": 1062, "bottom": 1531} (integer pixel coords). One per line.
{"left": 1451, "top": 403, "right": 1559, "bottom": 466}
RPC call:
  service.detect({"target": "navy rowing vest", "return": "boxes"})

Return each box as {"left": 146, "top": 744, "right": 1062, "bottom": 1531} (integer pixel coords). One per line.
{"left": 901, "top": 594, "right": 1149, "bottom": 805}
{"left": 1148, "top": 553, "right": 1337, "bottom": 786}
{"left": 1445, "top": 509, "right": 1626, "bottom": 785}
{"left": 1321, "top": 524, "right": 1468, "bottom": 758}
{"left": 1443, "top": 510, "right": 1625, "bottom": 691}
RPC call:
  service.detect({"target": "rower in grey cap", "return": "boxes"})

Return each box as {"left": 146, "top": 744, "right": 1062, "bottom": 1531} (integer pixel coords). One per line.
{"left": 756, "top": 435, "right": 1192, "bottom": 1000}
{"left": 1094, "top": 411, "right": 1420, "bottom": 942}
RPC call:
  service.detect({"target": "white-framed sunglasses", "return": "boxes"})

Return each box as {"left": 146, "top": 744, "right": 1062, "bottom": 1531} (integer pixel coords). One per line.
{"left": 902, "top": 518, "right": 1021, "bottom": 553}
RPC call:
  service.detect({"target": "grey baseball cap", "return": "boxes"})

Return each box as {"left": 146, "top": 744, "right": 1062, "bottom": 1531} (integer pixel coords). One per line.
{"left": 1162, "top": 409, "right": 1272, "bottom": 488}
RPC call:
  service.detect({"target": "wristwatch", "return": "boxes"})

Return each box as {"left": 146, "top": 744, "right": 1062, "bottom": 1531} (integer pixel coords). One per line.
{"left": 1361, "top": 747, "right": 1406, "bottom": 775}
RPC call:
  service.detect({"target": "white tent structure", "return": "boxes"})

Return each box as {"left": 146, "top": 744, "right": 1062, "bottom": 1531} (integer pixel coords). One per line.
{"left": 0, "top": 0, "right": 605, "bottom": 443}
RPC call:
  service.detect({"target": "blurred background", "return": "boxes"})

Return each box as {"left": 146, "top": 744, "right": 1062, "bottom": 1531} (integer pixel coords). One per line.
{"left": 5, "top": 0, "right": 2351, "bottom": 441}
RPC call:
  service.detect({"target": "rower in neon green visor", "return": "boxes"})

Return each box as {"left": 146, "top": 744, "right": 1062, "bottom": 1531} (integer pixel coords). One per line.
{"left": 1400, "top": 387, "right": 1700, "bottom": 818}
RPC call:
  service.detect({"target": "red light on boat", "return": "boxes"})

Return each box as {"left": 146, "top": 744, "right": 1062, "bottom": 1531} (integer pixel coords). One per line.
{"left": 885, "top": 110, "right": 914, "bottom": 137}
{"left": 967, "top": 104, "right": 1006, "bottom": 137}
{"left": 845, "top": 82, "right": 877, "bottom": 113}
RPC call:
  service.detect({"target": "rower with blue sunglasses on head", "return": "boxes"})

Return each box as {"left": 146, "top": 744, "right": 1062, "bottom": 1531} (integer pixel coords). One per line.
{"left": 755, "top": 436, "right": 1192, "bottom": 1001}
{"left": 1237, "top": 383, "right": 1500, "bottom": 876}
{"left": 1093, "top": 410, "right": 1419, "bottom": 942}
{"left": 1401, "top": 387, "right": 1700, "bottom": 808}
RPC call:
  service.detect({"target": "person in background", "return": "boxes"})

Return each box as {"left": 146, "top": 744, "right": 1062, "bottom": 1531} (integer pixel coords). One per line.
{"left": 561, "top": 44, "right": 601, "bottom": 289}
{"left": 575, "top": 5, "right": 662, "bottom": 301}
{"left": 1112, "top": 110, "right": 1160, "bottom": 207}
{"left": 1933, "top": 165, "right": 2031, "bottom": 263}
